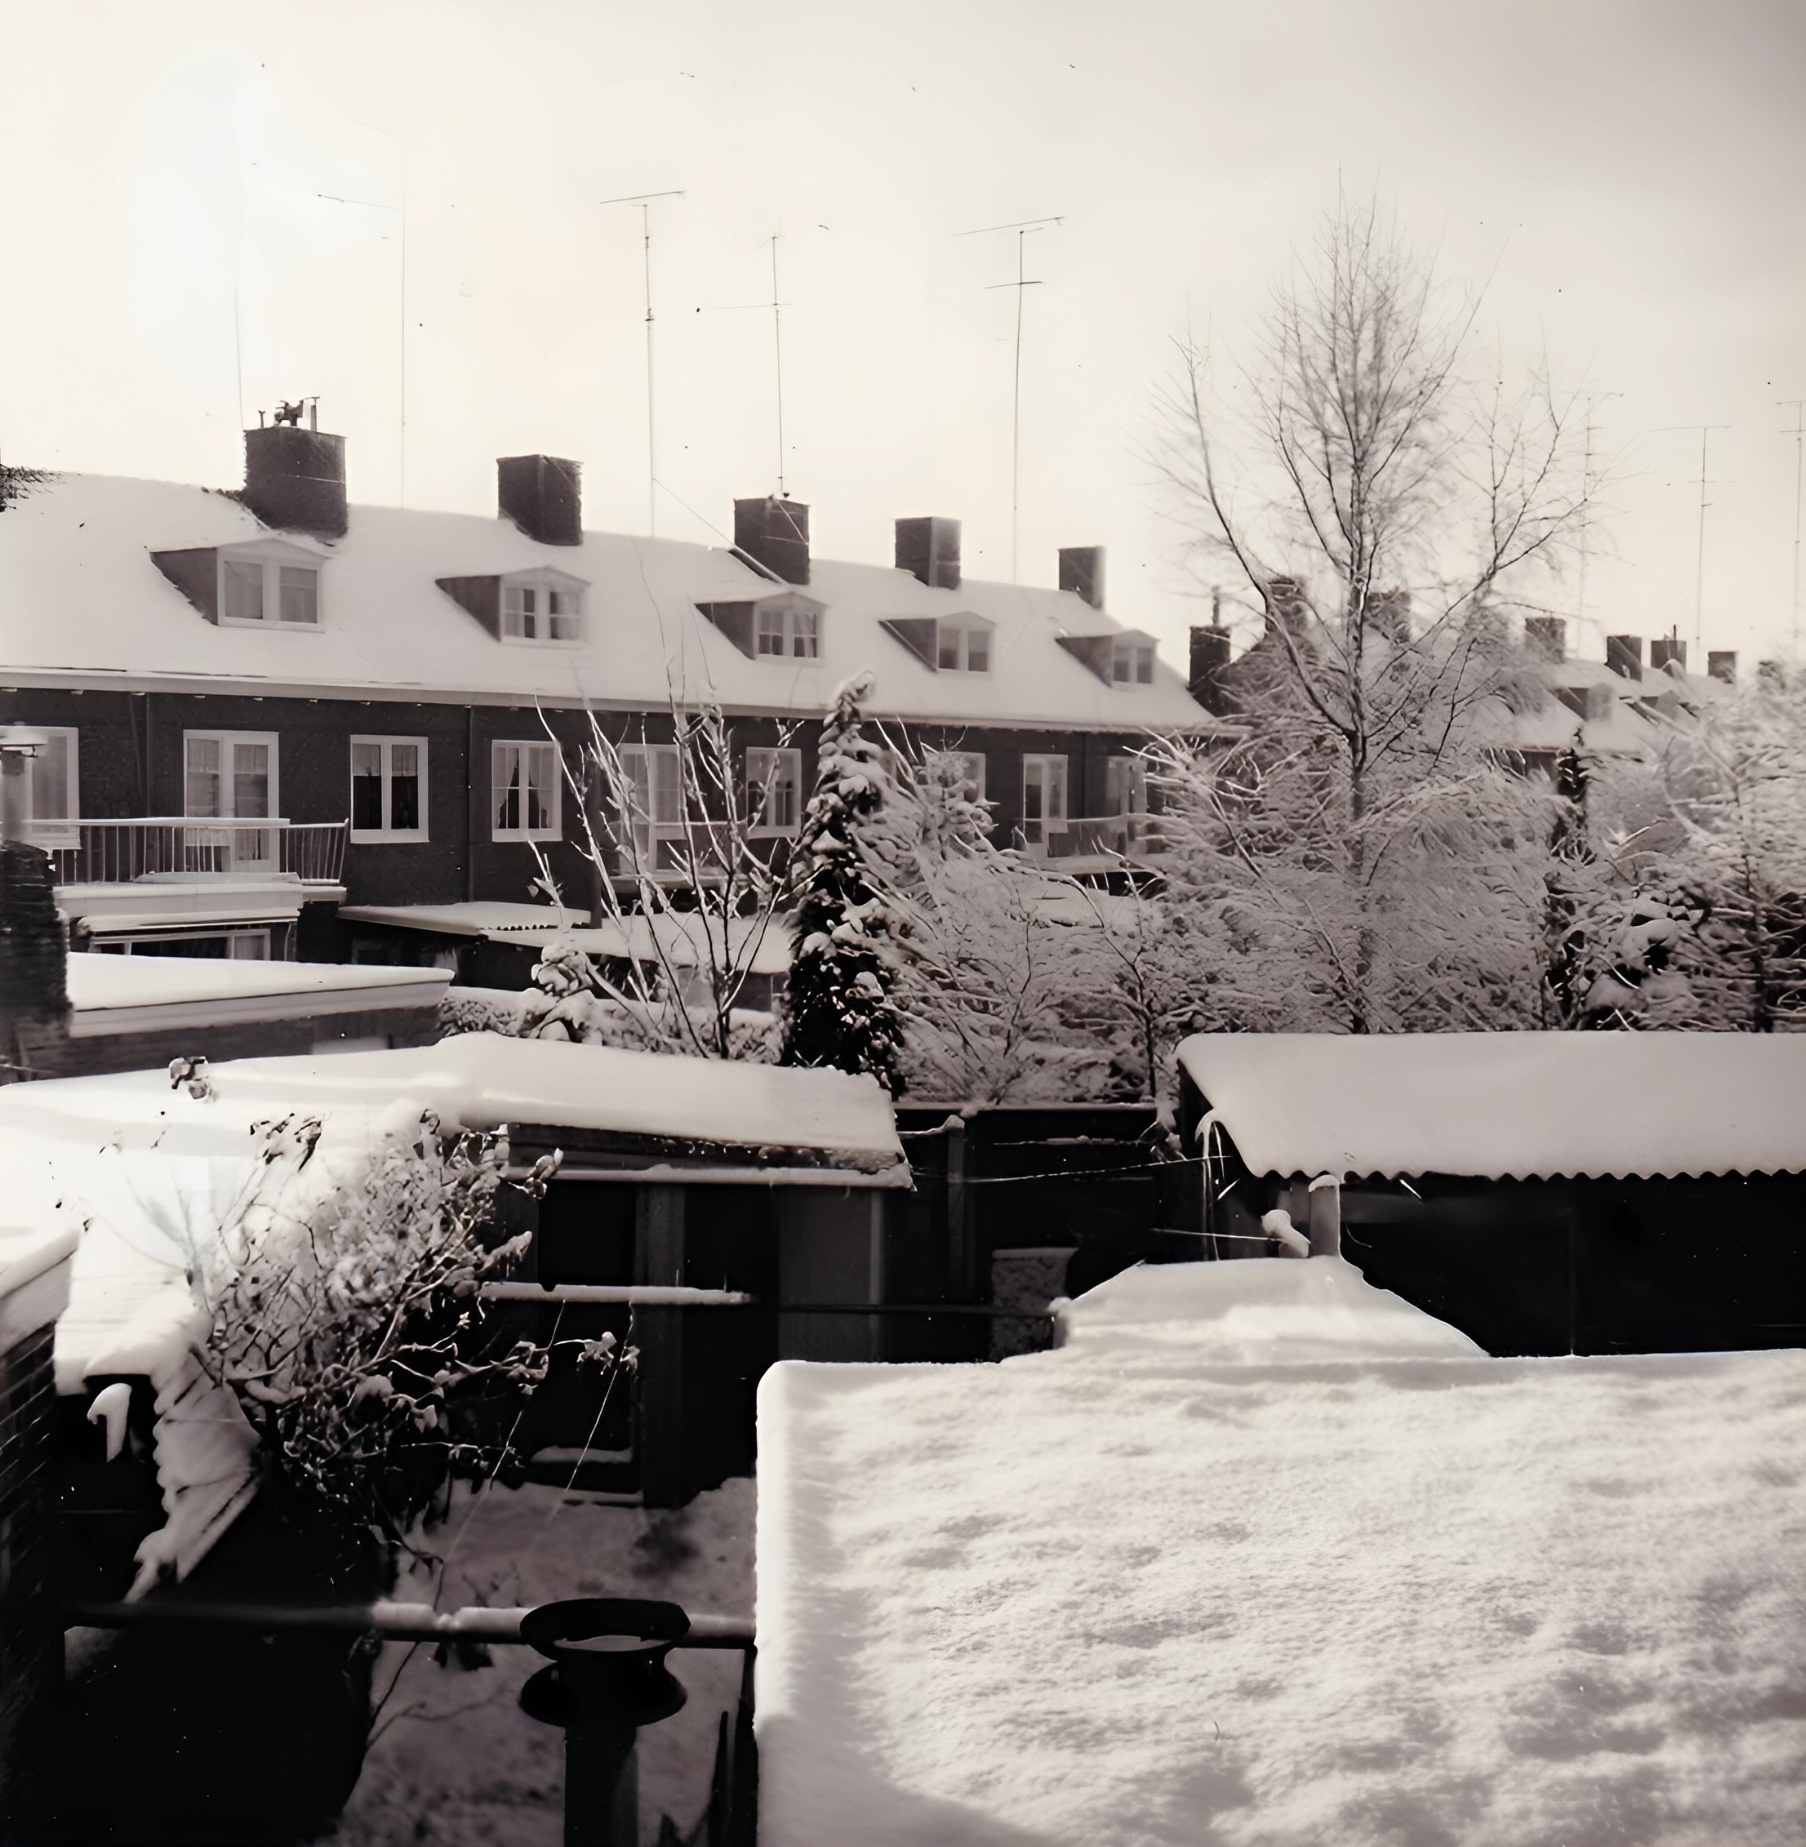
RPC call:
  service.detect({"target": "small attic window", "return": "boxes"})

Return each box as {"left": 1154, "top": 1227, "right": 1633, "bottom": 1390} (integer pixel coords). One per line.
{"left": 1112, "top": 641, "right": 1154, "bottom": 686}
{"left": 501, "top": 574, "right": 584, "bottom": 644}
{"left": 757, "top": 600, "right": 819, "bottom": 658}
{"left": 937, "top": 620, "right": 991, "bottom": 674}
{"left": 218, "top": 554, "right": 321, "bottom": 627}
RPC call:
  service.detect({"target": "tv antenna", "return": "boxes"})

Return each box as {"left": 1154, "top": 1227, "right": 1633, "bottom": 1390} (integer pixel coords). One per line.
{"left": 697, "top": 235, "right": 797, "bottom": 497}
{"left": 1781, "top": 399, "right": 1805, "bottom": 650}
{"left": 316, "top": 184, "right": 408, "bottom": 503}
{"left": 1657, "top": 424, "right": 1731, "bottom": 657}
{"left": 956, "top": 214, "right": 1063, "bottom": 581}
{"left": 601, "top": 189, "right": 685, "bottom": 537}
{"left": 1576, "top": 391, "right": 1619, "bottom": 637}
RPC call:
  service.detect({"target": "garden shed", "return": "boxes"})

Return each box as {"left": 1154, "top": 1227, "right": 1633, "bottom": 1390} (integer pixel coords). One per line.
{"left": 1176, "top": 1031, "right": 1806, "bottom": 1355}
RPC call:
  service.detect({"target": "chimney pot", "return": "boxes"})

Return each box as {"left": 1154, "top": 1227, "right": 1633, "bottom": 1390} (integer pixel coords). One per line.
{"left": 1059, "top": 546, "right": 1105, "bottom": 609}
{"left": 498, "top": 455, "right": 583, "bottom": 546}
{"left": 242, "top": 423, "right": 347, "bottom": 539}
{"left": 896, "top": 517, "right": 961, "bottom": 590}
{"left": 1606, "top": 634, "right": 1644, "bottom": 680}
{"left": 1650, "top": 635, "right": 1688, "bottom": 674}
{"left": 734, "top": 497, "right": 811, "bottom": 584}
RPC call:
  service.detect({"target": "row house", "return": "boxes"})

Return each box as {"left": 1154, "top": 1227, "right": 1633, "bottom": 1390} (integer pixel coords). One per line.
{"left": 0, "top": 421, "right": 1219, "bottom": 965}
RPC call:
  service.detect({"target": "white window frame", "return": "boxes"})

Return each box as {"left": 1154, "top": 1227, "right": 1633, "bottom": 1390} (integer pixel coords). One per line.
{"left": 20, "top": 726, "right": 79, "bottom": 849}
{"left": 1110, "top": 640, "right": 1155, "bottom": 686}
{"left": 1105, "top": 755, "right": 1148, "bottom": 816}
{"left": 754, "top": 599, "right": 821, "bottom": 660}
{"left": 936, "top": 620, "right": 993, "bottom": 674}
{"left": 500, "top": 571, "right": 586, "bottom": 646}
{"left": 182, "top": 729, "right": 280, "bottom": 870}
{"left": 215, "top": 545, "right": 324, "bottom": 629}
{"left": 1021, "top": 754, "right": 1068, "bottom": 847}
{"left": 491, "top": 739, "right": 563, "bottom": 842}
{"left": 349, "top": 735, "right": 429, "bottom": 843}
{"left": 615, "top": 743, "right": 684, "bottom": 863}
{"left": 745, "top": 746, "right": 804, "bottom": 836}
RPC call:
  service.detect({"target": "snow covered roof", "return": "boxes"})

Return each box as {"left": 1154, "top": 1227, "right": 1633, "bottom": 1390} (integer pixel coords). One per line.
{"left": 64, "top": 952, "right": 450, "bottom": 1036}
{"left": 1177, "top": 1031, "right": 1806, "bottom": 1180}
{"left": 339, "top": 901, "right": 794, "bottom": 974}
{"left": 755, "top": 1259, "right": 1806, "bottom": 1847}
{"left": 0, "top": 472, "right": 1216, "bottom": 734}
{"left": 0, "top": 1032, "right": 901, "bottom": 1592}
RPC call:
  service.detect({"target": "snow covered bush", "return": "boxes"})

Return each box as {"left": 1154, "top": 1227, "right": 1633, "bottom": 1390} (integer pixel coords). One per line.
{"left": 780, "top": 673, "right": 908, "bottom": 1093}
{"left": 194, "top": 1111, "right": 623, "bottom": 1583}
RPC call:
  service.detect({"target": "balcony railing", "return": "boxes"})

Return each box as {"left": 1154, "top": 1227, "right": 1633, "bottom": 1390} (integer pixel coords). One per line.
{"left": 1016, "top": 813, "right": 1169, "bottom": 862}
{"left": 35, "top": 819, "right": 348, "bottom": 888}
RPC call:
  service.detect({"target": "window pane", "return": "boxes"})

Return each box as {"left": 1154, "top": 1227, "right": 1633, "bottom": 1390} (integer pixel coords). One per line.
{"left": 773, "top": 752, "right": 799, "bottom": 829}
{"left": 352, "top": 743, "right": 385, "bottom": 831}
{"left": 232, "top": 742, "right": 271, "bottom": 818}
{"left": 495, "top": 745, "right": 522, "bottom": 832}
{"left": 1136, "top": 648, "right": 1153, "bottom": 684}
{"left": 390, "top": 767, "right": 420, "bottom": 832}
{"left": 937, "top": 626, "right": 960, "bottom": 671}
{"left": 1023, "top": 762, "right": 1043, "bottom": 822}
{"left": 278, "top": 566, "right": 318, "bottom": 624}
{"left": 792, "top": 609, "right": 818, "bottom": 658}
{"left": 652, "top": 746, "right": 681, "bottom": 824}
{"left": 526, "top": 745, "right": 557, "bottom": 832}
{"left": 757, "top": 607, "right": 785, "bottom": 655}
{"left": 1047, "top": 758, "right": 1068, "bottom": 822}
{"left": 222, "top": 559, "right": 264, "bottom": 622}
{"left": 746, "top": 749, "right": 771, "bottom": 826}
{"left": 185, "top": 736, "right": 222, "bottom": 817}
{"left": 1112, "top": 649, "right": 1130, "bottom": 682}
{"left": 30, "top": 734, "right": 70, "bottom": 820}
{"left": 966, "top": 632, "right": 989, "bottom": 673}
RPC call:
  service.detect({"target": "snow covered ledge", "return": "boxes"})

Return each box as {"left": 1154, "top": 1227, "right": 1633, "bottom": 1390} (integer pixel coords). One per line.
{"left": 755, "top": 1260, "right": 1806, "bottom": 1847}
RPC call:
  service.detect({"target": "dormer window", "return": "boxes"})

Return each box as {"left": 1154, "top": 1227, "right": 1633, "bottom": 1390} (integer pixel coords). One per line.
{"left": 1112, "top": 641, "right": 1154, "bottom": 686}
{"left": 502, "top": 574, "right": 584, "bottom": 643}
{"left": 216, "top": 545, "right": 322, "bottom": 627}
{"left": 757, "top": 599, "right": 819, "bottom": 658}
{"left": 937, "top": 621, "right": 991, "bottom": 673}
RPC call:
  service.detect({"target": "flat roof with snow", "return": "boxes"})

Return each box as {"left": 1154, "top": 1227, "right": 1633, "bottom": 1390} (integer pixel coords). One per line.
{"left": 63, "top": 952, "right": 450, "bottom": 1037}
{"left": 1177, "top": 1031, "right": 1806, "bottom": 1180}
{"left": 755, "top": 1259, "right": 1806, "bottom": 1847}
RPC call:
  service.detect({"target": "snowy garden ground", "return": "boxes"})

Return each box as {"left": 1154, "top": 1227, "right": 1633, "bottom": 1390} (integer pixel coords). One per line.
{"left": 323, "top": 1477, "right": 755, "bottom": 1847}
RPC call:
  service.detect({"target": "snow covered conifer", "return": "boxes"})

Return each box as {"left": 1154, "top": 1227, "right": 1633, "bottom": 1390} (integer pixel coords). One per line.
{"left": 781, "top": 672, "right": 906, "bottom": 1093}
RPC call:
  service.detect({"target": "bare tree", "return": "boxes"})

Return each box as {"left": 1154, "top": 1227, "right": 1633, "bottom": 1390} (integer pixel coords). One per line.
{"left": 1153, "top": 196, "right": 1590, "bottom": 1030}
{"left": 527, "top": 702, "right": 797, "bottom": 1061}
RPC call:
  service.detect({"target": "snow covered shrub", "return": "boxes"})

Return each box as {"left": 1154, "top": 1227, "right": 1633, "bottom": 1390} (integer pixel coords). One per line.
{"left": 195, "top": 1111, "right": 623, "bottom": 1583}
{"left": 781, "top": 673, "right": 907, "bottom": 1093}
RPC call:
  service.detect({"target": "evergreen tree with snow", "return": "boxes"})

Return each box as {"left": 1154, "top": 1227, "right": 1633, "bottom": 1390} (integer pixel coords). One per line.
{"left": 780, "top": 673, "right": 907, "bottom": 1093}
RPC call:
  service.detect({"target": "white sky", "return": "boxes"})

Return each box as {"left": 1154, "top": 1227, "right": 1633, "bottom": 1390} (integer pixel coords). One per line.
{"left": 3, "top": 0, "right": 1803, "bottom": 671}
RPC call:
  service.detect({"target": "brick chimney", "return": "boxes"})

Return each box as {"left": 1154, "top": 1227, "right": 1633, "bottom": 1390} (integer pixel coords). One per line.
{"left": 1059, "top": 546, "right": 1104, "bottom": 609}
{"left": 735, "top": 497, "right": 810, "bottom": 585}
{"left": 498, "top": 455, "right": 583, "bottom": 546}
{"left": 1189, "top": 625, "right": 1233, "bottom": 714}
{"left": 896, "top": 517, "right": 961, "bottom": 590}
{"left": 1606, "top": 634, "right": 1644, "bottom": 679}
{"left": 242, "top": 421, "right": 348, "bottom": 540}
{"left": 1524, "top": 617, "right": 1566, "bottom": 662}
{"left": 1650, "top": 634, "right": 1687, "bottom": 674}
{"left": 1708, "top": 650, "right": 1737, "bottom": 684}
{"left": 1264, "top": 576, "right": 1309, "bottom": 638}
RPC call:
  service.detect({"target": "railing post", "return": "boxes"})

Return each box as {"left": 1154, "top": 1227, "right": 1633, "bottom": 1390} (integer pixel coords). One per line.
{"left": 1308, "top": 1175, "right": 1341, "bottom": 1259}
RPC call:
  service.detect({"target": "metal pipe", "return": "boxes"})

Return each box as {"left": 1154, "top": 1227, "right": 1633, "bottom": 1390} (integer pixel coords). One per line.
{"left": 62, "top": 1599, "right": 755, "bottom": 1649}
{"left": 480, "top": 1282, "right": 753, "bottom": 1308}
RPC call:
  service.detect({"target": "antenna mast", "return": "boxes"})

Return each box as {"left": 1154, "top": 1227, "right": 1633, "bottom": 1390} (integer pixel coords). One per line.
{"left": 1781, "top": 399, "right": 1805, "bottom": 652}
{"left": 602, "top": 189, "right": 685, "bottom": 537}
{"left": 769, "top": 233, "right": 786, "bottom": 495}
{"left": 1689, "top": 425, "right": 1730, "bottom": 658}
{"left": 1576, "top": 391, "right": 1619, "bottom": 639}
{"left": 957, "top": 214, "right": 1062, "bottom": 581}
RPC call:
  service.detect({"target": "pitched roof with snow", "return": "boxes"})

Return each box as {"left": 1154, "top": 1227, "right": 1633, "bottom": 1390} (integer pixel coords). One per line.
{"left": 1177, "top": 1030, "right": 1806, "bottom": 1180}
{"left": 0, "top": 472, "right": 1213, "bottom": 733}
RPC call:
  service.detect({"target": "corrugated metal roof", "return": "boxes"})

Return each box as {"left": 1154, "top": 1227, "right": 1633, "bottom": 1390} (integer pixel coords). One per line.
{"left": 1177, "top": 1031, "right": 1806, "bottom": 1179}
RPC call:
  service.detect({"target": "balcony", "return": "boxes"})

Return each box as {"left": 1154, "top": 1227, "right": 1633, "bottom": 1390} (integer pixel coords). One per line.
{"left": 32, "top": 819, "right": 349, "bottom": 951}
{"left": 37, "top": 818, "right": 348, "bottom": 888}
{"left": 1015, "top": 813, "right": 1169, "bottom": 867}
